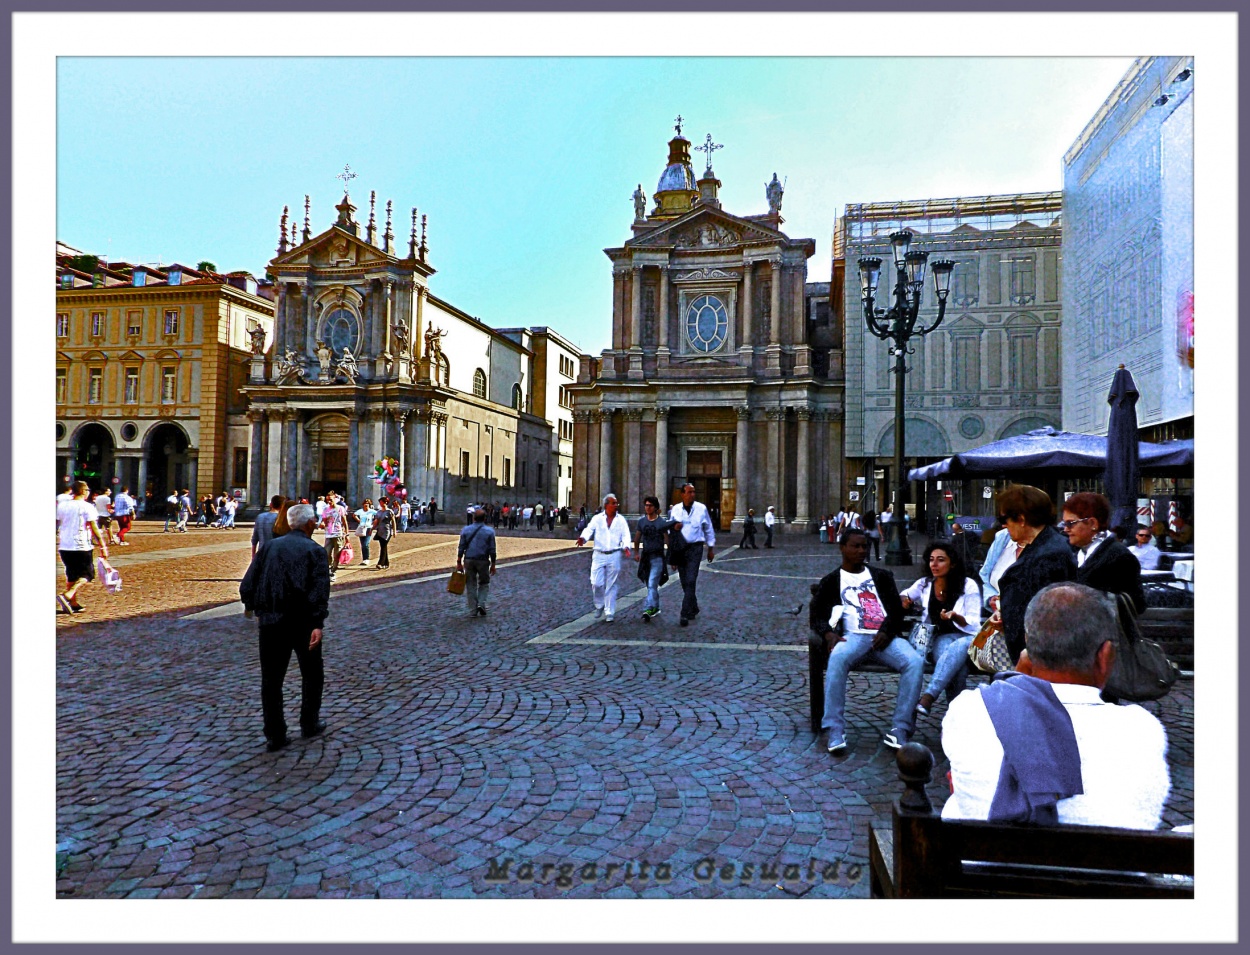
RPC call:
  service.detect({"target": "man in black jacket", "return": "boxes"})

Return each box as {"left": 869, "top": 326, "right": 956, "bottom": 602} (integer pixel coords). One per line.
{"left": 808, "top": 528, "right": 923, "bottom": 754}
{"left": 240, "top": 503, "right": 331, "bottom": 752}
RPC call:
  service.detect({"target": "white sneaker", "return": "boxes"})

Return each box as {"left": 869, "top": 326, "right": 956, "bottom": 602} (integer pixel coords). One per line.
{"left": 826, "top": 734, "right": 848, "bottom": 754}
{"left": 604, "top": 614, "right": 614, "bottom": 623}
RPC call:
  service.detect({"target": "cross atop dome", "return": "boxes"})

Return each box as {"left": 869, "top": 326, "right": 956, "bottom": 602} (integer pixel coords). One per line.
{"left": 698, "top": 134, "right": 722, "bottom": 175}
{"left": 674, "top": 114, "right": 684, "bottom": 137}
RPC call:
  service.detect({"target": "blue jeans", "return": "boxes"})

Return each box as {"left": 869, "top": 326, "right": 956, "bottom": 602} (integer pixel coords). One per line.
{"left": 926, "top": 632, "right": 973, "bottom": 701}
{"left": 821, "top": 632, "right": 923, "bottom": 739}
{"left": 643, "top": 554, "right": 663, "bottom": 611}
{"left": 359, "top": 533, "right": 373, "bottom": 561}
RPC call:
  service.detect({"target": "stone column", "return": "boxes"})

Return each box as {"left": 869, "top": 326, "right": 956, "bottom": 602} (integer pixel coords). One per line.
{"left": 623, "top": 409, "right": 643, "bottom": 513}
{"left": 247, "top": 409, "right": 266, "bottom": 513}
{"left": 376, "top": 281, "right": 394, "bottom": 378}
{"left": 274, "top": 285, "right": 288, "bottom": 354}
{"left": 628, "top": 267, "right": 645, "bottom": 379}
{"left": 434, "top": 411, "right": 449, "bottom": 510}
{"left": 793, "top": 269, "right": 813, "bottom": 376}
{"left": 414, "top": 287, "right": 428, "bottom": 381}
{"left": 766, "top": 259, "right": 783, "bottom": 377}
{"left": 777, "top": 409, "right": 789, "bottom": 523}
{"left": 572, "top": 410, "right": 591, "bottom": 514}
{"left": 284, "top": 410, "right": 300, "bottom": 499}
{"left": 347, "top": 415, "right": 360, "bottom": 505}
{"left": 393, "top": 409, "right": 409, "bottom": 483}
{"left": 653, "top": 405, "right": 669, "bottom": 508}
{"left": 598, "top": 408, "right": 614, "bottom": 501}
{"left": 410, "top": 409, "right": 429, "bottom": 500}
{"left": 765, "top": 408, "right": 782, "bottom": 515}
{"left": 611, "top": 270, "right": 625, "bottom": 351}
{"left": 794, "top": 408, "right": 811, "bottom": 525}
{"left": 657, "top": 266, "right": 670, "bottom": 350}
{"left": 740, "top": 261, "right": 754, "bottom": 365}
{"left": 136, "top": 454, "right": 148, "bottom": 506}
{"left": 734, "top": 405, "right": 750, "bottom": 523}
{"left": 266, "top": 414, "right": 284, "bottom": 501}
{"left": 187, "top": 453, "right": 198, "bottom": 500}
{"left": 303, "top": 283, "right": 316, "bottom": 361}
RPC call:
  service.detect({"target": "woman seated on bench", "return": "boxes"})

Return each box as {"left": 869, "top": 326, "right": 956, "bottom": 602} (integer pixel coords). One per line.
{"left": 900, "top": 540, "right": 982, "bottom": 717}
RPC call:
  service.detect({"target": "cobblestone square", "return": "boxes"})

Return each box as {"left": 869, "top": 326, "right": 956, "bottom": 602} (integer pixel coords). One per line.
{"left": 55, "top": 525, "right": 1194, "bottom": 902}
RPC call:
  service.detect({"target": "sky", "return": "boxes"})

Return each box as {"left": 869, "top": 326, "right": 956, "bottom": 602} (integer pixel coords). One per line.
{"left": 57, "top": 56, "right": 1134, "bottom": 356}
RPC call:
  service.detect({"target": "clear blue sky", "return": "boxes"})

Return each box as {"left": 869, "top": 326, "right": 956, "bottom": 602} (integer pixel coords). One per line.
{"left": 57, "top": 56, "right": 1132, "bottom": 355}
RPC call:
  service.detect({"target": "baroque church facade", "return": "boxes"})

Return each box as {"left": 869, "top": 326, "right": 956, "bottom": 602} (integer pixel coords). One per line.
{"left": 242, "top": 184, "right": 558, "bottom": 513}
{"left": 570, "top": 125, "right": 845, "bottom": 531}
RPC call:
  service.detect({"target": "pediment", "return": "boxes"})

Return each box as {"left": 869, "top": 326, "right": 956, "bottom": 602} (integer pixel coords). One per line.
{"left": 944, "top": 315, "right": 984, "bottom": 333}
{"left": 272, "top": 226, "right": 395, "bottom": 270}
{"left": 153, "top": 348, "right": 182, "bottom": 360}
{"left": 626, "top": 206, "right": 785, "bottom": 250}
{"left": 118, "top": 349, "right": 145, "bottom": 362}
{"left": 82, "top": 349, "right": 108, "bottom": 362}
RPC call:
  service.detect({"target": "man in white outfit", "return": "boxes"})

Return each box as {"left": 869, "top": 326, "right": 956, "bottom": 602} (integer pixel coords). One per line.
{"left": 669, "top": 482, "right": 716, "bottom": 627}
{"left": 575, "top": 493, "right": 633, "bottom": 622}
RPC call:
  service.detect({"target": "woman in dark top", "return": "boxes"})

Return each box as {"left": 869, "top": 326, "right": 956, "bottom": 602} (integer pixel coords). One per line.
{"left": 739, "top": 509, "right": 759, "bottom": 549}
{"left": 373, "top": 498, "right": 396, "bottom": 570}
{"left": 1061, "top": 491, "right": 1145, "bottom": 612}
{"left": 989, "top": 484, "right": 1076, "bottom": 664}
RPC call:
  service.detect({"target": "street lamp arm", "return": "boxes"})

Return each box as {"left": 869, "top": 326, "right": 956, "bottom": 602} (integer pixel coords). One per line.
{"left": 913, "top": 297, "right": 950, "bottom": 338}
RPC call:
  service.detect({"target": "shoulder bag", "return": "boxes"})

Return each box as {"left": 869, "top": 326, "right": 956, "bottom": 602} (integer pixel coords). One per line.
{"left": 968, "top": 617, "right": 1013, "bottom": 673}
{"left": 449, "top": 524, "right": 484, "bottom": 595}
{"left": 907, "top": 619, "right": 933, "bottom": 660}
{"left": 1102, "top": 591, "right": 1180, "bottom": 702}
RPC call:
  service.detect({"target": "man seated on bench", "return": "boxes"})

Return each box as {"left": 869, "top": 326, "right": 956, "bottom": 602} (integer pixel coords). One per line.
{"left": 809, "top": 528, "right": 923, "bottom": 754}
{"left": 942, "top": 581, "right": 1169, "bottom": 828}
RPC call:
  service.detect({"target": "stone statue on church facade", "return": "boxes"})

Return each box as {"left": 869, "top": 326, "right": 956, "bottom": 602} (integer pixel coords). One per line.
{"left": 248, "top": 323, "right": 268, "bottom": 355}
{"left": 335, "top": 347, "right": 360, "bottom": 384}
{"left": 424, "top": 324, "right": 448, "bottom": 359}
{"left": 274, "top": 350, "right": 304, "bottom": 384}
{"left": 766, "top": 172, "right": 784, "bottom": 214}
{"left": 633, "top": 183, "right": 646, "bottom": 220}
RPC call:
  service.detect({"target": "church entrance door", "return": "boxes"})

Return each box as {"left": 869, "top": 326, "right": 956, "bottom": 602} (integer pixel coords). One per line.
{"left": 685, "top": 450, "right": 724, "bottom": 529}
{"left": 314, "top": 448, "right": 349, "bottom": 500}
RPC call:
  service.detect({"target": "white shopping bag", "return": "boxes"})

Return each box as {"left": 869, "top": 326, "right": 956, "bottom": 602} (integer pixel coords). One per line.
{"left": 96, "top": 557, "right": 122, "bottom": 594}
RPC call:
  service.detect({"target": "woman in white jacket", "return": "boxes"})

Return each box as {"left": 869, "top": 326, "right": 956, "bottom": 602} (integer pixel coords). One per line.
{"left": 900, "top": 540, "right": 982, "bottom": 717}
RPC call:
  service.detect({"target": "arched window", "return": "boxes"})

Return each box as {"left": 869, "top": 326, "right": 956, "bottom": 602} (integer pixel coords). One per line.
{"left": 512, "top": 383, "right": 524, "bottom": 411}
{"left": 436, "top": 354, "right": 450, "bottom": 387}
{"left": 472, "top": 368, "right": 487, "bottom": 398}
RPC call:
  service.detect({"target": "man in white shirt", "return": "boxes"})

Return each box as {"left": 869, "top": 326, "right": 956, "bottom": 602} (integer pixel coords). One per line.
{"left": 315, "top": 496, "right": 327, "bottom": 521}
{"left": 1129, "top": 526, "right": 1162, "bottom": 571}
{"left": 941, "top": 581, "right": 1170, "bottom": 828}
{"left": 763, "top": 505, "right": 776, "bottom": 549}
{"left": 669, "top": 483, "right": 716, "bottom": 627}
{"left": 57, "top": 480, "right": 109, "bottom": 614}
{"left": 575, "top": 493, "right": 633, "bottom": 622}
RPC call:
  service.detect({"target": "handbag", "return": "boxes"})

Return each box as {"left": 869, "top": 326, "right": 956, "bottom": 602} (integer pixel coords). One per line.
{"left": 907, "top": 620, "right": 933, "bottom": 659}
{"left": 338, "top": 541, "right": 355, "bottom": 565}
{"left": 95, "top": 557, "right": 122, "bottom": 594}
{"left": 447, "top": 569, "right": 467, "bottom": 595}
{"left": 1102, "top": 592, "right": 1180, "bottom": 702}
{"left": 968, "top": 618, "right": 1013, "bottom": 673}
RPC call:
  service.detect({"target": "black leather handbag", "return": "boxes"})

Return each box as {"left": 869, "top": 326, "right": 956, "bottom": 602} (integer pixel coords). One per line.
{"left": 1102, "top": 592, "right": 1181, "bottom": 703}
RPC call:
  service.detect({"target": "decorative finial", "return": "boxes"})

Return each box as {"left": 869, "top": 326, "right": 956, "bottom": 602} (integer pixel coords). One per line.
{"left": 367, "top": 190, "right": 378, "bottom": 245}
{"left": 420, "top": 214, "right": 428, "bottom": 260}
{"left": 698, "top": 133, "right": 722, "bottom": 175}
{"left": 302, "top": 195, "right": 311, "bottom": 242}
{"left": 673, "top": 114, "right": 684, "bottom": 137}
{"left": 384, "top": 200, "right": 394, "bottom": 254}
{"left": 409, "top": 208, "right": 419, "bottom": 258}
{"left": 278, "top": 205, "right": 289, "bottom": 253}
{"left": 291, "top": 222, "right": 298, "bottom": 247}
{"left": 336, "top": 163, "right": 357, "bottom": 195}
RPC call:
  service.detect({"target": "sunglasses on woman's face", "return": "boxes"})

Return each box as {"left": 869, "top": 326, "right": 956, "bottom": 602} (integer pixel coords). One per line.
{"left": 1057, "top": 517, "right": 1093, "bottom": 530}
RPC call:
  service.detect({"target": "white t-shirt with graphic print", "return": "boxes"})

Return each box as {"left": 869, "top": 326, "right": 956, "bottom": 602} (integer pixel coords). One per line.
{"left": 838, "top": 567, "right": 888, "bottom": 635}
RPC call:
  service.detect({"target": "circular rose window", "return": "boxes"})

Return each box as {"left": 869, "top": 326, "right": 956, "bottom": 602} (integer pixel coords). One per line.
{"left": 684, "top": 295, "right": 729, "bottom": 353}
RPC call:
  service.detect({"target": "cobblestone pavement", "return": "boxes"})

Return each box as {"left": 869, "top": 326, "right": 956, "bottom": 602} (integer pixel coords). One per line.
{"left": 56, "top": 533, "right": 1194, "bottom": 899}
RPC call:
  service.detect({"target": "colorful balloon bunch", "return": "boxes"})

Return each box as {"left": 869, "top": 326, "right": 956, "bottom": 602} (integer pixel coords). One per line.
{"left": 372, "top": 457, "right": 406, "bottom": 498}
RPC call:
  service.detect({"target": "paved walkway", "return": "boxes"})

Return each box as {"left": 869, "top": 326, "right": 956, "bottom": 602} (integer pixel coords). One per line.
{"left": 56, "top": 535, "right": 1194, "bottom": 899}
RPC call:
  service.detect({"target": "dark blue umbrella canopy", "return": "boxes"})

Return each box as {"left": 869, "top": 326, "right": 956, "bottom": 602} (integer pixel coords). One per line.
{"left": 908, "top": 427, "right": 1192, "bottom": 481}
{"left": 1104, "top": 366, "right": 1141, "bottom": 531}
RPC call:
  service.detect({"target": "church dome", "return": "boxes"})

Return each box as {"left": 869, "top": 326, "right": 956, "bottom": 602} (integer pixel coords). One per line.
{"left": 657, "top": 158, "right": 696, "bottom": 193}
{"left": 650, "top": 131, "right": 699, "bottom": 219}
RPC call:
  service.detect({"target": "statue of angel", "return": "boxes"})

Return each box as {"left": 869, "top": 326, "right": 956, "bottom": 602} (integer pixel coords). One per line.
{"left": 274, "top": 350, "right": 303, "bottom": 383}
{"left": 335, "top": 347, "right": 360, "bottom": 384}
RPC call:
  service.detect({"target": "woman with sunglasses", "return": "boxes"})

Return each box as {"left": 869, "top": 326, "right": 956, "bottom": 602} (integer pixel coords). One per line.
{"left": 1060, "top": 492, "right": 1146, "bottom": 613}
{"left": 900, "top": 540, "right": 983, "bottom": 717}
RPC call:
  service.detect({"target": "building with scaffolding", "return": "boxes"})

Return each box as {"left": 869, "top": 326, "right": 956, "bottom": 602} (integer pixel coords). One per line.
{"left": 835, "top": 191, "right": 1064, "bottom": 527}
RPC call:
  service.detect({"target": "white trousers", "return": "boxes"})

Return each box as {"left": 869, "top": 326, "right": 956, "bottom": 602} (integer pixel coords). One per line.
{"left": 590, "top": 551, "right": 623, "bottom": 615}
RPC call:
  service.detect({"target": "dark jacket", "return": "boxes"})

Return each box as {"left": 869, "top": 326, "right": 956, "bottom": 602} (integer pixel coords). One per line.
{"left": 809, "top": 563, "right": 906, "bottom": 641}
{"left": 998, "top": 524, "right": 1077, "bottom": 663}
{"left": 239, "top": 530, "right": 331, "bottom": 629}
{"left": 1075, "top": 538, "right": 1146, "bottom": 614}
{"left": 373, "top": 509, "right": 396, "bottom": 542}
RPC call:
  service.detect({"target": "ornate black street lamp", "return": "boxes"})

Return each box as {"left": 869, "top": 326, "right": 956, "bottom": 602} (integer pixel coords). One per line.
{"left": 859, "top": 231, "right": 954, "bottom": 565}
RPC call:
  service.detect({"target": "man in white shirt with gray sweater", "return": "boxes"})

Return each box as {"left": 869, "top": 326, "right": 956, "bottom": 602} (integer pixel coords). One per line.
{"left": 669, "top": 483, "right": 716, "bottom": 627}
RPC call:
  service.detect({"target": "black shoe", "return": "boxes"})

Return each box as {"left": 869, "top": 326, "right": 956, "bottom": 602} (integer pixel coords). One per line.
{"left": 477, "top": 607, "right": 487, "bottom": 616}
{"left": 266, "top": 735, "right": 291, "bottom": 752}
{"left": 301, "top": 722, "right": 327, "bottom": 738}
{"left": 680, "top": 617, "right": 689, "bottom": 627}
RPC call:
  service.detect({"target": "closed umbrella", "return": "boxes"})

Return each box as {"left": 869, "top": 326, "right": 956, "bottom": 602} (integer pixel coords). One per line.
{"left": 1104, "top": 365, "right": 1141, "bottom": 533}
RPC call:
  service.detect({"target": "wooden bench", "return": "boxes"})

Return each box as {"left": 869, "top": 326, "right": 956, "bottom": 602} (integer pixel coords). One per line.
{"left": 868, "top": 743, "right": 1194, "bottom": 898}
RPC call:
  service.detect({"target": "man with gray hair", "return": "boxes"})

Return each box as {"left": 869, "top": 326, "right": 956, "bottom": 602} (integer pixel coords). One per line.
{"left": 456, "top": 507, "right": 497, "bottom": 617}
{"left": 240, "top": 502, "right": 331, "bottom": 752}
{"left": 575, "top": 493, "right": 632, "bottom": 622}
{"left": 941, "top": 582, "right": 1169, "bottom": 828}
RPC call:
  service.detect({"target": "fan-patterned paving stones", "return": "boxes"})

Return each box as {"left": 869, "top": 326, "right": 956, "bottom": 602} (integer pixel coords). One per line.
{"left": 56, "top": 533, "right": 1194, "bottom": 899}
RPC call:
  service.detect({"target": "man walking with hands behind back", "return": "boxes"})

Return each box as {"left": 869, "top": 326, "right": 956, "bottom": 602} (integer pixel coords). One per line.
{"left": 239, "top": 503, "right": 331, "bottom": 753}
{"left": 669, "top": 482, "right": 716, "bottom": 627}
{"left": 456, "top": 507, "right": 497, "bottom": 616}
